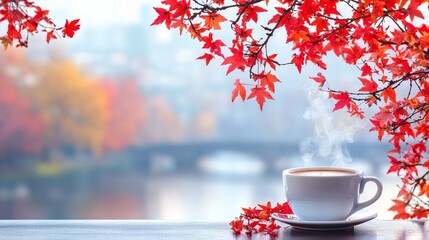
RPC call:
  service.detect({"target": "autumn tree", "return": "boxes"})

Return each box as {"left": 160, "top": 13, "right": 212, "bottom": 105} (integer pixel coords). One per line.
{"left": 25, "top": 60, "right": 109, "bottom": 157}
{"left": 101, "top": 78, "right": 147, "bottom": 151}
{"left": 0, "top": 71, "right": 43, "bottom": 166}
{"left": 0, "top": 0, "right": 79, "bottom": 49}
{"left": 140, "top": 96, "right": 186, "bottom": 144}
{"left": 152, "top": 0, "right": 429, "bottom": 219}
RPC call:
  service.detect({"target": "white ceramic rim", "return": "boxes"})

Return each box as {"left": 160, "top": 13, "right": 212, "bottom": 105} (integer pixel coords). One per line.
{"left": 271, "top": 210, "right": 377, "bottom": 225}
{"left": 283, "top": 166, "right": 362, "bottom": 177}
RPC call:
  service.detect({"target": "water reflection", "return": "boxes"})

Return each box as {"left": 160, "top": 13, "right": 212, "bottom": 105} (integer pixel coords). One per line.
{"left": 0, "top": 148, "right": 399, "bottom": 220}
{"left": 198, "top": 151, "right": 265, "bottom": 176}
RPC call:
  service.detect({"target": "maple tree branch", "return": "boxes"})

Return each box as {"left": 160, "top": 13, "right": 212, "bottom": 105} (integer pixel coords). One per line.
{"left": 411, "top": 191, "right": 429, "bottom": 209}
{"left": 192, "top": 0, "right": 265, "bottom": 17}
{"left": 309, "top": 15, "right": 366, "bottom": 46}
{"left": 341, "top": 0, "right": 360, "bottom": 13}
{"left": 231, "top": 0, "right": 263, "bottom": 25}
{"left": 407, "top": 79, "right": 414, "bottom": 100}
{"left": 378, "top": 39, "right": 408, "bottom": 46}
{"left": 342, "top": 70, "right": 429, "bottom": 99}
{"left": 387, "top": 14, "right": 406, "bottom": 32}
{"left": 390, "top": 104, "right": 429, "bottom": 132}
{"left": 313, "top": 7, "right": 406, "bottom": 50}
{"left": 245, "top": 0, "right": 298, "bottom": 78}
{"left": 406, "top": 173, "right": 429, "bottom": 209}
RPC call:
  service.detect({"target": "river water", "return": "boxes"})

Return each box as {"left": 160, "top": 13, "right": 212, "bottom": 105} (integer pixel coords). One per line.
{"left": 0, "top": 152, "right": 401, "bottom": 220}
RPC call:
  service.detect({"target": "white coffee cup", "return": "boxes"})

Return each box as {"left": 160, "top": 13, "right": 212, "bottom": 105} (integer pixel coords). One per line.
{"left": 282, "top": 166, "right": 383, "bottom": 221}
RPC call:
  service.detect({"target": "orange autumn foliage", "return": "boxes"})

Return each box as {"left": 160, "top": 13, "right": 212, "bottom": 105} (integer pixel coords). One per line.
{"left": 102, "top": 79, "right": 146, "bottom": 151}
{"left": 26, "top": 60, "right": 109, "bottom": 156}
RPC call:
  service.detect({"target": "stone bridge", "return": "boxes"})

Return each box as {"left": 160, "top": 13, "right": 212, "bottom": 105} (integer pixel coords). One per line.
{"left": 128, "top": 141, "right": 390, "bottom": 175}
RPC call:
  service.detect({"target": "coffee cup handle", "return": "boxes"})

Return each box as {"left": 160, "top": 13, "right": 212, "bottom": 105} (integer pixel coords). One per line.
{"left": 352, "top": 176, "right": 383, "bottom": 214}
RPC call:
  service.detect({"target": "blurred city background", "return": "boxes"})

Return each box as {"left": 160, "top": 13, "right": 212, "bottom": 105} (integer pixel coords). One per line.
{"left": 0, "top": 0, "right": 400, "bottom": 220}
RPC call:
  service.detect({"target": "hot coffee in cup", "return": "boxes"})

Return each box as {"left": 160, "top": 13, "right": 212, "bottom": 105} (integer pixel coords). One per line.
{"left": 282, "top": 167, "right": 383, "bottom": 221}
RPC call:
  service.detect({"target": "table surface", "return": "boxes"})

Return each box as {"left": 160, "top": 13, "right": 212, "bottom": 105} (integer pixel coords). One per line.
{"left": 0, "top": 220, "right": 427, "bottom": 240}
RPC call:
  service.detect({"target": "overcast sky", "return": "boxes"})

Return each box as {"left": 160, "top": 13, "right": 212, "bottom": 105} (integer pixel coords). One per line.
{"left": 45, "top": 1, "right": 152, "bottom": 27}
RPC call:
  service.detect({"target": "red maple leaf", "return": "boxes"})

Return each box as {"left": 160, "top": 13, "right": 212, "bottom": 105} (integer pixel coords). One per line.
{"left": 247, "top": 86, "right": 273, "bottom": 110}
{"left": 187, "top": 23, "right": 205, "bottom": 40}
{"left": 62, "top": 19, "right": 80, "bottom": 38}
{"left": 46, "top": 30, "right": 57, "bottom": 43}
{"left": 257, "top": 72, "right": 280, "bottom": 93}
{"left": 151, "top": 7, "right": 172, "bottom": 29}
{"left": 389, "top": 132, "right": 406, "bottom": 153}
{"left": 233, "top": 24, "right": 253, "bottom": 41}
{"left": 342, "top": 45, "right": 365, "bottom": 64}
{"left": 358, "top": 77, "right": 378, "bottom": 92}
{"left": 280, "top": 202, "right": 293, "bottom": 214}
{"left": 169, "top": 19, "right": 188, "bottom": 35}
{"left": 222, "top": 44, "right": 248, "bottom": 75}
{"left": 360, "top": 63, "right": 372, "bottom": 76}
{"left": 257, "top": 201, "right": 272, "bottom": 212}
{"left": 386, "top": 156, "right": 401, "bottom": 174}
{"left": 268, "top": 7, "right": 290, "bottom": 28}
{"left": 229, "top": 219, "right": 244, "bottom": 233}
{"left": 397, "top": 185, "right": 411, "bottom": 199}
{"left": 32, "top": 6, "right": 50, "bottom": 22}
{"left": 163, "top": 0, "right": 191, "bottom": 18}
{"left": 22, "top": 21, "right": 38, "bottom": 33}
{"left": 309, "top": 72, "right": 326, "bottom": 88}
{"left": 287, "top": 29, "right": 309, "bottom": 45}
{"left": 5, "top": 9, "right": 25, "bottom": 22}
{"left": 381, "top": 87, "right": 396, "bottom": 103}
{"left": 201, "top": 32, "right": 225, "bottom": 57}
{"left": 291, "top": 53, "right": 304, "bottom": 73}
{"left": 373, "top": 108, "right": 395, "bottom": 126}
{"left": 331, "top": 92, "right": 352, "bottom": 111}
{"left": 265, "top": 53, "right": 277, "bottom": 70}
{"left": 389, "top": 200, "right": 412, "bottom": 219}
{"left": 231, "top": 79, "right": 246, "bottom": 102}
{"left": 240, "top": 5, "right": 267, "bottom": 23}
{"left": 7, "top": 23, "right": 21, "bottom": 40}
{"left": 407, "top": 1, "right": 424, "bottom": 21}
{"left": 201, "top": 13, "right": 227, "bottom": 30}
{"left": 416, "top": 122, "right": 429, "bottom": 138}
{"left": 196, "top": 53, "right": 214, "bottom": 65}
{"left": 266, "top": 220, "right": 281, "bottom": 233}
{"left": 413, "top": 207, "right": 429, "bottom": 219}
{"left": 311, "top": 17, "right": 329, "bottom": 33}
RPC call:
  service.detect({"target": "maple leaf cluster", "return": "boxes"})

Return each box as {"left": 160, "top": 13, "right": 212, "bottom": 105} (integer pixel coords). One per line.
{"left": 229, "top": 201, "right": 293, "bottom": 235}
{"left": 151, "top": 0, "right": 282, "bottom": 110}
{"left": 152, "top": 0, "right": 429, "bottom": 220}
{"left": 0, "top": 0, "right": 80, "bottom": 49}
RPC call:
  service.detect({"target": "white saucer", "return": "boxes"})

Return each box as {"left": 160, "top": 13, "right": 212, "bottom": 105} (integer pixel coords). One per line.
{"left": 271, "top": 210, "right": 377, "bottom": 231}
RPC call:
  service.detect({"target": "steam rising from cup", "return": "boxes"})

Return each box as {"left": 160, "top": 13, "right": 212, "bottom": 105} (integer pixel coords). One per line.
{"left": 300, "top": 84, "right": 365, "bottom": 166}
